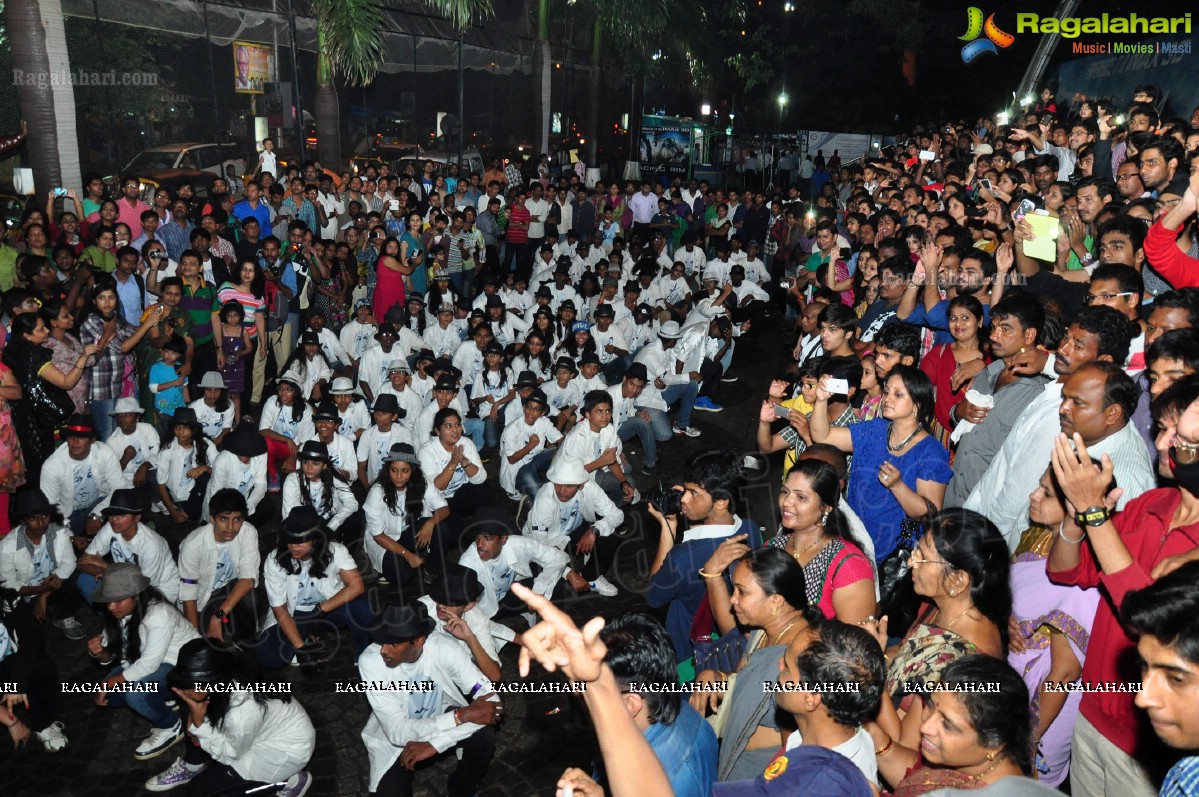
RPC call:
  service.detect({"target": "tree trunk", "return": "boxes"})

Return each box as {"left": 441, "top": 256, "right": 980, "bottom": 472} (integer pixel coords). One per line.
{"left": 584, "top": 20, "right": 600, "bottom": 166}
{"left": 42, "top": 0, "right": 80, "bottom": 192}
{"left": 315, "top": 33, "right": 342, "bottom": 170}
{"left": 533, "top": 39, "right": 551, "bottom": 157}
{"left": 6, "top": 0, "right": 62, "bottom": 195}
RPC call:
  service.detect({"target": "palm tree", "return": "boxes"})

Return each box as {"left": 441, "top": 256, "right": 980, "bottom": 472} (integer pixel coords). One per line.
{"left": 5, "top": 0, "right": 71, "bottom": 194}
{"left": 310, "top": 0, "right": 493, "bottom": 170}
{"left": 532, "top": 0, "right": 551, "bottom": 157}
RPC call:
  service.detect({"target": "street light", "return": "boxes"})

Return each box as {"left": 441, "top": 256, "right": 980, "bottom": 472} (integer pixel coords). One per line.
{"left": 777, "top": 92, "right": 788, "bottom": 109}
{"left": 701, "top": 102, "right": 711, "bottom": 116}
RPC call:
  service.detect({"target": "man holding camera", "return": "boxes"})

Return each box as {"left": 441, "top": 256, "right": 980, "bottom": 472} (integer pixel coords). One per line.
{"left": 646, "top": 450, "right": 764, "bottom": 662}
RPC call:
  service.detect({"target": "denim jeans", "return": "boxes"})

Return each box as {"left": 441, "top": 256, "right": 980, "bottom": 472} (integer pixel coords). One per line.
{"left": 105, "top": 662, "right": 178, "bottom": 729}
{"left": 463, "top": 417, "right": 485, "bottom": 449}
{"left": 90, "top": 398, "right": 117, "bottom": 440}
{"left": 450, "top": 269, "right": 475, "bottom": 300}
{"left": 618, "top": 413, "right": 672, "bottom": 469}
{"left": 515, "top": 449, "right": 557, "bottom": 499}
{"left": 660, "top": 381, "right": 700, "bottom": 429}
{"left": 255, "top": 597, "right": 376, "bottom": 669}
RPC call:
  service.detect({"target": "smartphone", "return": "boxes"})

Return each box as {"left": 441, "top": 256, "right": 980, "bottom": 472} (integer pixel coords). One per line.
{"left": 826, "top": 378, "right": 849, "bottom": 395}
{"left": 389, "top": 200, "right": 399, "bottom": 211}
{"left": 919, "top": 150, "right": 936, "bottom": 161}
{"left": 772, "top": 403, "right": 793, "bottom": 419}
{"left": 52, "top": 187, "right": 68, "bottom": 197}
{"left": 978, "top": 178, "right": 993, "bottom": 190}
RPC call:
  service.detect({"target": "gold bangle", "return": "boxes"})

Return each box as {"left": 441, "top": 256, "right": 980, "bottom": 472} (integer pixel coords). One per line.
{"left": 698, "top": 568, "right": 721, "bottom": 579}
{"left": 875, "top": 738, "right": 894, "bottom": 757}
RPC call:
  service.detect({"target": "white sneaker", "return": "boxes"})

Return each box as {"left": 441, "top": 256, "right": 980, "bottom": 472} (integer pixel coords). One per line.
{"left": 53, "top": 616, "right": 87, "bottom": 640}
{"left": 673, "top": 425, "right": 702, "bottom": 438}
{"left": 35, "top": 720, "right": 68, "bottom": 752}
{"left": 145, "top": 755, "right": 204, "bottom": 791}
{"left": 134, "top": 720, "right": 184, "bottom": 760}
{"left": 590, "top": 576, "right": 619, "bottom": 597}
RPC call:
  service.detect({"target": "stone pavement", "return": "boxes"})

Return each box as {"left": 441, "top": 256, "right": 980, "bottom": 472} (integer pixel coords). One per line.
{"left": 1, "top": 319, "right": 793, "bottom": 797}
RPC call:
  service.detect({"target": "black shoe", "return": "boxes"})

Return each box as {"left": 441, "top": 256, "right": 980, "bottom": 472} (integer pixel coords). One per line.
{"left": 640, "top": 463, "right": 658, "bottom": 477}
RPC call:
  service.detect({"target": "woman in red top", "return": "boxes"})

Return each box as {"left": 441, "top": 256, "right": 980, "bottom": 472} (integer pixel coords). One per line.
{"left": 920, "top": 295, "right": 989, "bottom": 437}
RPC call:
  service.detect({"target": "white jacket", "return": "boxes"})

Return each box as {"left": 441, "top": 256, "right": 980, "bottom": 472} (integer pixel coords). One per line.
{"left": 178, "top": 521, "right": 261, "bottom": 608}
{"left": 359, "top": 635, "right": 496, "bottom": 790}
{"left": 262, "top": 541, "right": 357, "bottom": 630}
{"left": 298, "top": 431, "right": 358, "bottom": 481}
{"left": 524, "top": 481, "right": 624, "bottom": 545}
{"left": 458, "top": 535, "right": 569, "bottom": 619}
{"left": 558, "top": 421, "right": 622, "bottom": 482}
{"left": 259, "top": 397, "right": 315, "bottom": 442}
{"left": 86, "top": 522, "right": 180, "bottom": 604}
{"left": 0, "top": 524, "right": 76, "bottom": 592}
{"left": 157, "top": 438, "right": 215, "bottom": 503}
{"left": 204, "top": 451, "right": 268, "bottom": 517}
{"left": 103, "top": 422, "right": 160, "bottom": 481}
{"left": 191, "top": 689, "right": 315, "bottom": 783}
{"left": 280, "top": 473, "right": 358, "bottom": 531}
{"left": 40, "top": 442, "right": 124, "bottom": 515}
{"left": 499, "top": 416, "right": 562, "bottom": 497}
{"left": 416, "top": 594, "right": 500, "bottom": 673}
{"left": 108, "top": 600, "right": 199, "bottom": 682}
{"left": 357, "top": 424, "right": 413, "bottom": 485}
{"left": 188, "top": 398, "right": 235, "bottom": 441}
{"left": 362, "top": 482, "right": 447, "bottom": 572}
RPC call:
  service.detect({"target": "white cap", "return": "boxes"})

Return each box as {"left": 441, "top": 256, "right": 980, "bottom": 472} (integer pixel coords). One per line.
{"left": 547, "top": 455, "right": 589, "bottom": 486}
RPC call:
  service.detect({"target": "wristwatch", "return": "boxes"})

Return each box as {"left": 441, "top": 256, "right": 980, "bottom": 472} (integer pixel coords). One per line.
{"left": 1074, "top": 505, "right": 1110, "bottom": 527}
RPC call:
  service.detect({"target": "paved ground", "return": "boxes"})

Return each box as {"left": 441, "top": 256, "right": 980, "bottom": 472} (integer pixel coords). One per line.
{"left": 2, "top": 318, "right": 792, "bottom": 797}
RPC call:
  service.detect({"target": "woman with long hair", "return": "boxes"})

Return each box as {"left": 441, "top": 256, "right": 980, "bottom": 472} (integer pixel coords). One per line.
{"left": 511, "top": 330, "right": 553, "bottom": 384}
{"left": 213, "top": 258, "right": 268, "bottom": 407}
{"left": 809, "top": 364, "right": 952, "bottom": 564}
{"left": 417, "top": 407, "right": 490, "bottom": 550}
{"left": 865, "top": 508, "right": 1011, "bottom": 752}
{"left": 280, "top": 441, "right": 358, "bottom": 541}
{"left": 256, "top": 505, "right": 371, "bottom": 669}
{"left": 258, "top": 371, "right": 315, "bottom": 491}
{"left": 398, "top": 211, "right": 428, "bottom": 296}
{"left": 156, "top": 407, "right": 213, "bottom": 529}
{"left": 41, "top": 298, "right": 89, "bottom": 413}
{"left": 363, "top": 442, "right": 449, "bottom": 590}
{"left": 79, "top": 277, "right": 161, "bottom": 438}
{"left": 279, "top": 331, "right": 333, "bottom": 402}
{"left": 87, "top": 562, "right": 200, "bottom": 760}
{"left": 145, "top": 638, "right": 314, "bottom": 794}
{"left": 3, "top": 312, "right": 99, "bottom": 481}
{"left": 690, "top": 547, "right": 824, "bottom": 781}
{"left": 920, "top": 294, "right": 989, "bottom": 437}
{"left": 373, "top": 235, "right": 412, "bottom": 321}
{"left": 869, "top": 655, "right": 1032, "bottom": 794}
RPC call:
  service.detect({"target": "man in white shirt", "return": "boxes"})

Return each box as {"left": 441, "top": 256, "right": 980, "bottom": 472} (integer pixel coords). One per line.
{"left": 607, "top": 363, "right": 671, "bottom": 476}
{"left": 628, "top": 181, "right": 659, "bottom": 242}
{"left": 0, "top": 488, "right": 79, "bottom": 636}
{"left": 524, "top": 182, "right": 551, "bottom": 253}
{"left": 358, "top": 602, "right": 502, "bottom": 797}
{"left": 634, "top": 321, "right": 702, "bottom": 438}
{"left": 177, "top": 489, "right": 262, "bottom": 646}
{"left": 76, "top": 489, "right": 180, "bottom": 604}
{"left": 500, "top": 388, "right": 563, "bottom": 500}
{"left": 523, "top": 455, "right": 624, "bottom": 596}
{"left": 557, "top": 389, "right": 638, "bottom": 505}
{"left": 458, "top": 507, "right": 572, "bottom": 633}
{"left": 418, "top": 564, "right": 502, "bottom": 680}
{"left": 592, "top": 304, "right": 630, "bottom": 382}
{"left": 41, "top": 413, "right": 125, "bottom": 535}
{"left": 104, "top": 397, "right": 161, "bottom": 488}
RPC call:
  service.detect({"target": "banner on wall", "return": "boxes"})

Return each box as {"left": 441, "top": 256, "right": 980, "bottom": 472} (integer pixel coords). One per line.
{"left": 640, "top": 117, "right": 693, "bottom": 180}
{"left": 233, "top": 41, "right": 274, "bottom": 95}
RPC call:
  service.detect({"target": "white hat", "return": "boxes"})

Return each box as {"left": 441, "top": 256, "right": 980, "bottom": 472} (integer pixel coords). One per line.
{"left": 547, "top": 455, "right": 589, "bottom": 486}
{"left": 387, "top": 359, "right": 411, "bottom": 373}
{"left": 198, "top": 372, "right": 226, "bottom": 390}
{"left": 108, "top": 396, "right": 144, "bottom": 415}
{"left": 973, "top": 143, "right": 994, "bottom": 155}
{"left": 658, "top": 321, "right": 682, "bottom": 339}
{"left": 330, "top": 377, "right": 355, "bottom": 394}
{"left": 279, "top": 368, "right": 304, "bottom": 386}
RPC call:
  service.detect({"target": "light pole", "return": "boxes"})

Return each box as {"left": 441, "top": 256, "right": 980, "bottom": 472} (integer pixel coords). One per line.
{"left": 775, "top": 92, "right": 788, "bottom": 189}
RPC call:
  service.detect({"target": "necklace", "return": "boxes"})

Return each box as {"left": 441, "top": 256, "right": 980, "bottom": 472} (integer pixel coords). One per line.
{"left": 939, "top": 604, "right": 974, "bottom": 630}
{"left": 768, "top": 618, "right": 801, "bottom": 647}
{"left": 789, "top": 532, "right": 827, "bottom": 565}
{"left": 887, "top": 421, "right": 920, "bottom": 453}
{"left": 969, "top": 756, "right": 1006, "bottom": 782}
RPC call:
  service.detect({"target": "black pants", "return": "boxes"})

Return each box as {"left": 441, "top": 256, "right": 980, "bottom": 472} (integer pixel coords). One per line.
{"left": 443, "top": 482, "right": 499, "bottom": 551}
{"left": 0, "top": 627, "right": 58, "bottom": 733}
{"left": 493, "top": 576, "right": 536, "bottom": 620}
{"left": 568, "top": 524, "right": 619, "bottom": 581}
{"left": 698, "top": 357, "right": 724, "bottom": 397}
{"left": 373, "top": 724, "right": 495, "bottom": 797}
{"left": 184, "top": 740, "right": 272, "bottom": 796}
{"left": 200, "top": 583, "right": 264, "bottom": 648}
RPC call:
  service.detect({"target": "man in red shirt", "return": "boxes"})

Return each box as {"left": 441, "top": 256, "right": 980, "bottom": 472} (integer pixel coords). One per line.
{"left": 1048, "top": 374, "right": 1199, "bottom": 796}
{"left": 115, "top": 177, "right": 151, "bottom": 232}
{"left": 1144, "top": 173, "right": 1199, "bottom": 289}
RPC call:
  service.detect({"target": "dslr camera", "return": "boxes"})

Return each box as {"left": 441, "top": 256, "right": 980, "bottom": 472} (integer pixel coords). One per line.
{"left": 647, "top": 484, "right": 683, "bottom": 516}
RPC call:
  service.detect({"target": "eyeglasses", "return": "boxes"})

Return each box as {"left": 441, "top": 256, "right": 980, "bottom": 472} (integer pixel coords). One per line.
{"left": 1084, "top": 292, "right": 1136, "bottom": 304}
{"left": 1115, "top": 173, "right": 1141, "bottom": 181}
{"left": 908, "top": 553, "right": 949, "bottom": 567}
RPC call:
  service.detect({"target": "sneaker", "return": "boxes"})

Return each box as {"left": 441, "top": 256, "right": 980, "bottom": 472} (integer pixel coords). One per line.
{"left": 673, "top": 425, "right": 702, "bottom": 438}
{"left": 720, "top": 375, "right": 739, "bottom": 383}
{"left": 35, "top": 720, "right": 68, "bottom": 752}
{"left": 640, "top": 463, "right": 658, "bottom": 477}
{"left": 52, "top": 616, "right": 87, "bottom": 640}
{"left": 151, "top": 500, "right": 168, "bottom": 514}
{"left": 276, "top": 770, "right": 313, "bottom": 797}
{"left": 145, "top": 756, "right": 204, "bottom": 791}
{"left": 694, "top": 396, "right": 724, "bottom": 412}
{"left": 589, "top": 576, "right": 619, "bottom": 597}
{"left": 134, "top": 720, "right": 184, "bottom": 761}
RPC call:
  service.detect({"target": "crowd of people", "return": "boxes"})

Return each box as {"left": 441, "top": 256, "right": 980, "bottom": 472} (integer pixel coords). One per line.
{"left": 0, "top": 80, "right": 1197, "bottom": 797}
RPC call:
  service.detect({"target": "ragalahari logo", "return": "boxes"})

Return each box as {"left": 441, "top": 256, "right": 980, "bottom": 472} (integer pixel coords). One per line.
{"left": 959, "top": 7, "right": 1016, "bottom": 62}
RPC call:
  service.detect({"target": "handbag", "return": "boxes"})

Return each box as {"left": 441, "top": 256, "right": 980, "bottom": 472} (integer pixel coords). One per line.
{"left": 877, "top": 497, "right": 936, "bottom": 634}
{"left": 25, "top": 376, "right": 74, "bottom": 431}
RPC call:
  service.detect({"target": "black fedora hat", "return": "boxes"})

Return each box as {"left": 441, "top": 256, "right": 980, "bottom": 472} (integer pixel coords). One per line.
{"left": 297, "top": 440, "right": 332, "bottom": 463}
{"left": 428, "top": 564, "right": 483, "bottom": 607}
{"left": 14, "top": 488, "right": 54, "bottom": 518}
{"left": 282, "top": 505, "right": 326, "bottom": 543}
{"left": 221, "top": 422, "right": 268, "bottom": 458}
{"left": 371, "top": 602, "right": 436, "bottom": 645}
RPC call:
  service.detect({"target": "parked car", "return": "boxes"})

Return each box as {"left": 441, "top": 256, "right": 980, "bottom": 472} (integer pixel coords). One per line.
{"left": 394, "top": 148, "right": 485, "bottom": 179}
{"left": 108, "top": 143, "right": 244, "bottom": 202}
